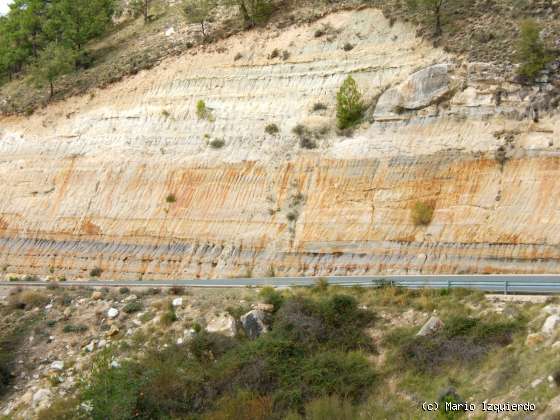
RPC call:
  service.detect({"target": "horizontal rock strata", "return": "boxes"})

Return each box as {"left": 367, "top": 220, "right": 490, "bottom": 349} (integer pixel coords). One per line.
{"left": 0, "top": 8, "right": 559, "bottom": 279}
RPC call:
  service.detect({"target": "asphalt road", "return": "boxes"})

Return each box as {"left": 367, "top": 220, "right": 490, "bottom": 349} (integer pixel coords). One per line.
{"left": 2, "top": 274, "right": 560, "bottom": 293}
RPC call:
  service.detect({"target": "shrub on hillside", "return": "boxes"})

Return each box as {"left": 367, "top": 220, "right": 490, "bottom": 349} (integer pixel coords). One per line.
{"left": 265, "top": 123, "right": 279, "bottom": 135}
{"left": 336, "top": 76, "right": 364, "bottom": 130}
{"left": 8, "top": 290, "right": 48, "bottom": 310}
{"left": 123, "top": 301, "right": 143, "bottom": 314}
{"left": 90, "top": 267, "right": 103, "bottom": 278}
{"left": 391, "top": 316, "right": 524, "bottom": 373}
{"left": 196, "top": 100, "right": 214, "bottom": 120}
{"left": 259, "top": 287, "right": 284, "bottom": 312}
{"left": 63, "top": 324, "right": 88, "bottom": 333}
{"left": 411, "top": 201, "right": 435, "bottom": 226}
{"left": 516, "top": 19, "right": 551, "bottom": 81}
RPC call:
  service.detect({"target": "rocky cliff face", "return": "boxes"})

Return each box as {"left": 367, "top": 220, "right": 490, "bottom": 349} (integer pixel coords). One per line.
{"left": 1, "top": 8, "right": 559, "bottom": 280}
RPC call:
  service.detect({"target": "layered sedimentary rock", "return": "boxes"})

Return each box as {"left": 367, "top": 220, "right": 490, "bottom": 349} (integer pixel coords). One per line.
{"left": 0, "top": 8, "right": 559, "bottom": 279}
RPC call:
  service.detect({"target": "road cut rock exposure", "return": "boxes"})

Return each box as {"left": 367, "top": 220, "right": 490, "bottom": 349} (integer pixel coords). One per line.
{"left": 1, "top": 8, "right": 560, "bottom": 279}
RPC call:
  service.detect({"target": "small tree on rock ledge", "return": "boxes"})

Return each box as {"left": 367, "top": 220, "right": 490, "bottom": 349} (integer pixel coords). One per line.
{"left": 336, "top": 76, "right": 364, "bottom": 130}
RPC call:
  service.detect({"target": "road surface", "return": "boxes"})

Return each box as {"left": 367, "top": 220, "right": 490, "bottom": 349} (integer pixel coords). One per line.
{"left": 2, "top": 274, "right": 560, "bottom": 293}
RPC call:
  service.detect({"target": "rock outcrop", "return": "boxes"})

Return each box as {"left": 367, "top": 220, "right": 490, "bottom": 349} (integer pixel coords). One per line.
{"left": 417, "top": 316, "right": 444, "bottom": 336}
{"left": 240, "top": 310, "right": 269, "bottom": 339}
{"left": 0, "top": 8, "right": 559, "bottom": 279}
{"left": 374, "top": 63, "right": 453, "bottom": 119}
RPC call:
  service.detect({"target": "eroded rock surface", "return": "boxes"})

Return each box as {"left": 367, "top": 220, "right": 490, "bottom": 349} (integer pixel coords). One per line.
{"left": 0, "top": 8, "right": 559, "bottom": 279}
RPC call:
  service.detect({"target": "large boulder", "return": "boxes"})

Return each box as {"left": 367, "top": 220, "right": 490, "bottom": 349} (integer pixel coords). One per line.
{"left": 542, "top": 315, "right": 560, "bottom": 335}
{"left": 417, "top": 316, "right": 444, "bottom": 337}
{"left": 240, "top": 309, "right": 269, "bottom": 339}
{"left": 374, "top": 64, "right": 453, "bottom": 119}
{"left": 206, "top": 314, "right": 237, "bottom": 337}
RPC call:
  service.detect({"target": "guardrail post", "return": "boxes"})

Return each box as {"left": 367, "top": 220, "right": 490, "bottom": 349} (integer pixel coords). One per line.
{"left": 504, "top": 280, "right": 508, "bottom": 295}
{"left": 447, "top": 279, "right": 451, "bottom": 290}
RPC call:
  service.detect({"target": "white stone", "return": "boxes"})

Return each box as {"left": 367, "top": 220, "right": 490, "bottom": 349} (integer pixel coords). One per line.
{"left": 531, "top": 378, "right": 543, "bottom": 388}
{"left": 84, "top": 341, "right": 96, "bottom": 352}
{"left": 165, "top": 27, "right": 175, "bottom": 37}
{"left": 50, "top": 361, "right": 64, "bottom": 371}
{"left": 98, "top": 339, "right": 107, "bottom": 348}
{"left": 542, "top": 315, "right": 560, "bottom": 335}
{"left": 543, "top": 305, "right": 560, "bottom": 315}
{"left": 176, "top": 337, "right": 184, "bottom": 345}
{"left": 110, "top": 360, "right": 121, "bottom": 369}
{"left": 107, "top": 308, "right": 119, "bottom": 319}
{"left": 172, "top": 297, "right": 183, "bottom": 307}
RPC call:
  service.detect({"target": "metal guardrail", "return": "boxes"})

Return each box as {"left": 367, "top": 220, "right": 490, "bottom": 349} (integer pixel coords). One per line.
{"left": 356, "top": 278, "right": 560, "bottom": 294}
{"left": 1, "top": 276, "right": 560, "bottom": 294}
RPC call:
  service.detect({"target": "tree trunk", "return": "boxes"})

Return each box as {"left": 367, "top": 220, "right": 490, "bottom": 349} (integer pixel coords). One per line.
{"left": 434, "top": 5, "right": 442, "bottom": 37}
{"left": 201, "top": 21, "right": 206, "bottom": 38}
{"left": 239, "top": 3, "right": 252, "bottom": 28}
{"left": 144, "top": 0, "right": 149, "bottom": 22}
{"left": 49, "top": 81, "right": 54, "bottom": 99}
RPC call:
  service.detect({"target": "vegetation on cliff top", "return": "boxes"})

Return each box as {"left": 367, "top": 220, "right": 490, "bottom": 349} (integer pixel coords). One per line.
{"left": 0, "top": 0, "right": 558, "bottom": 115}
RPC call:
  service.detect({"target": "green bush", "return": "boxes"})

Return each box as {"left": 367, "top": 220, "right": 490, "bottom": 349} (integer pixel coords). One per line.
{"left": 303, "top": 395, "right": 357, "bottom": 420}
{"left": 209, "top": 138, "right": 225, "bottom": 149}
{"left": 411, "top": 201, "right": 435, "bottom": 226}
{"left": 81, "top": 350, "right": 142, "bottom": 420}
{"left": 196, "top": 99, "right": 213, "bottom": 120}
{"left": 90, "top": 267, "right": 103, "bottom": 278}
{"left": 259, "top": 287, "right": 284, "bottom": 312}
{"left": 202, "top": 390, "right": 272, "bottom": 420}
{"left": 265, "top": 123, "right": 279, "bottom": 135}
{"left": 313, "top": 102, "right": 327, "bottom": 111}
{"left": 63, "top": 324, "right": 88, "bottom": 333}
{"left": 516, "top": 19, "right": 551, "bottom": 81}
{"left": 160, "top": 303, "right": 178, "bottom": 327}
{"left": 188, "top": 332, "right": 237, "bottom": 363}
{"left": 166, "top": 193, "right": 176, "bottom": 203}
{"left": 392, "top": 316, "right": 524, "bottom": 373}
{"left": 234, "top": 0, "right": 273, "bottom": 28}
{"left": 302, "top": 351, "right": 375, "bottom": 400}
{"left": 123, "top": 301, "right": 143, "bottom": 314}
{"left": 336, "top": 76, "right": 364, "bottom": 130}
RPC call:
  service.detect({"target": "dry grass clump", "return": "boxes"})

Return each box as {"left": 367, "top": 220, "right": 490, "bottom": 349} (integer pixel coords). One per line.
{"left": 8, "top": 290, "right": 49, "bottom": 310}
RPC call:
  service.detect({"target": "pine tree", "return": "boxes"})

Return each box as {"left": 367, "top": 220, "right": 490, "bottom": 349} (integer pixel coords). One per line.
{"left": 45, "top": 0, "right": 115, "bottom": 51}
{"left": 517, "top": 19, "right": 551, "bottom": 81}
{"left": 336, "top": 76, "right": 364, "bottom": 130}
{"left": 31, "top": 43, "right": 76, "bottom": 98}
